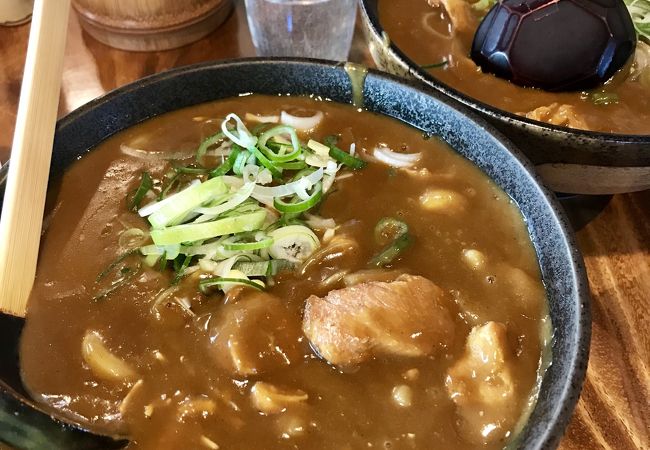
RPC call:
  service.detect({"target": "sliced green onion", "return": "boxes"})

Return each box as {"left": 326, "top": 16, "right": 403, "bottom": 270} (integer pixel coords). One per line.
{"left": 144, "top": 253, "right": 161, "bottom": 267}
{"left": 252, "top": 167, "right": 323, "bottom": 199}
{"left": 232, "top": 150, "right": 250, "bottom": 176}
{"left": 93, "top": 265, "right": 141, "bottom": 301}
{"left": 94, "top": 249, "right": 141, "bottom": 301}
{"left": 258, "top": 125, "right": 302, "bottom": 162}
{"left": 232, "top": 259, "right": 294, "bottom": 277}
{"left": 589, "top": 91, "right": 620, "bottom": 106}
{"left": 421, "top": 60, "right": 449, "bottom": 69}
{"left": 158, "top": 172, "right": 181, "bottom": 200}
{"left": 172, "top": 254, "right": 193, "bottom": 285}
{"left": 127, "top": 171, "right": 153, "bottom": 211}
{"left": 625, "top": 0, "right": 650, "bottom": 42}
{"left": 374, "top": 217, "right": 409, "bottom": 245}
{"left": 119, "top": 228, "right": 148, "bottom": 249}
{"left": 172, "top": 162, "right": 210, "bottom": 175}
{"left": 96, "top": 249, "right": 139, "bottom": 282}
{"left": 151, "top": 210, "right": 267, "bottom": 246}
{"left": 210, "top": 145, "right": 241, "bottom": 177}
{"left": 199, "top": 276, "right": 264, "bottom": 294}
{"left": 278, "top": 213, "right": 305, "bottom": 227}
{"left": 261, "top": 140, "right": 302, "bottom": 162}
{"left": 222, "top": 232, "right": 273, "bottom": 251}
{"left": 323, "top": 136, "right": 366, "bottom": 169}
{"left": 268, "top": 225, "right": 320, "bottom": 263}
{"left": 148, "top": 177, "right": 228, "bottom": 228}
{"left": 158, "top": 252, "right": 168, "bottom": 271}
{"left": 471, "top": 0, "right": 497, "bottom": 13}
{"left": 273, "top": 181, "right": 323, "bottom": 214}
{"left": 328, "top": 145, "right": 366, "bottom": 169}
{"left": 140, "top": 244, "right": 181, "bottom": 260}
{"left": 222, "top": 113, "right": 258, "bottom": 149}
{"left": 194, "top": 182, "right": 255, "bottom": 219}
{"left": 219, "top": 199, "right": 263, "bottom": 218}
{"left": 291, "top": 168, "right": 317, "bottom": 181}
{"left": 196, "top": 131, "right": 225, "bottom": 161}
{"left": 368, "top": 233, "right": 413, "bottom": 267}
{"left": 276, "top": 160, "right": 308, "bottom": 170}
{"left": 248, "top": 145, "right": 283, "bottom": 178}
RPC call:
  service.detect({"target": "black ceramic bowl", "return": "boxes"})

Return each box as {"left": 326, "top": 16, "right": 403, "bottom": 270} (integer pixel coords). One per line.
{"left": 359, "top": 0, "right": 650, "bottom": 195}
{"left": 0, "top": 59, "right": 590, "bottom": 450}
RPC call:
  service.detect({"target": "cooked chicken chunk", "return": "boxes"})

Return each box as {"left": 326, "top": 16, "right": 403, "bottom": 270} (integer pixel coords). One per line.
{"left": 445, "top": 322, "right": 519, "bottom": 444}
{"left": 520, "top": 103, "right": 589, "bottom": 130}
{"left": 209, "top": 291, "right": 302, "bottom": 376}
{"left": 303, "top": 274, "right": 455, "bottom": 366}
{"left": 427, "top": 0, "right": 478, "bottom": 34}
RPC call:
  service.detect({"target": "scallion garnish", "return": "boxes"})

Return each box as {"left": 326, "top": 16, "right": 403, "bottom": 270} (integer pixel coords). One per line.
{"left": 148, "top": 177, "right": 228, "bottom": 229}
{"left": 171, "top": 254, "right": 193, "bottom": 285}
{"left": 273, "top": 182, "right": 323, "bottom": 214}
{"left": 258, "top": 125, "right": 303, "bottom": 162}
{"left": 369, "top": 233, "right": 413, "bottom": 268}
{"left": 471, "top": 0, "right": 497, "bottom": 14}
{"left": 94, "top": 249, "right": 141, "bottom": 300}
{"left": 369, "top": 218, "right": 412, "bottom": 267}
{"left": 113, "top": 112, "right": 372, "bottom": 297}
{"left": 196, "top": 131, "right": 226, "bottom": 161}
{"left": 589, "top": 91, "right": 620, "bottom": 106}
{"left": 248, "top": 145, "right": 283, "bottom": 178}
{"left": 232, "top": 259, "right": 294, "bottom": 277}
{"left": 150, "top": 210, "right": 267, "bottom": 246}
{"left": 374, "top": 217, "right": 409, "bottom": 245}
{"left": 127, "top": 171, "right": 153, "bottom": 212}
{"left": 323, "top": 135, "right": 367, "bottom": 169}
{"left": 421, "top": 60, "right": 449, "bottom": 70}
{"left": 222, "top": 232, "right": 273, "bottom": 251}
{"left": 625, "top": 0, "right": 650, "bottom": 43}
{"left": 210, "top": 145, "right": 242, "bottom": 177}
{"left": 199, "top": 277, "right": 264, "bottom": 293}
{"left": 172, "top": 162, "right": 210, "bottom": 175}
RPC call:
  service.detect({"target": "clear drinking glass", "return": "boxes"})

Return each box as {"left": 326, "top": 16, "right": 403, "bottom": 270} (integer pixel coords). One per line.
{"left": 245, "top": 0, "right": 357, "bottom": 60}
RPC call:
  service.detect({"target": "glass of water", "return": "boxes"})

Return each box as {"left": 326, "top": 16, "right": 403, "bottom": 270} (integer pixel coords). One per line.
{"left": 245, "top": 0, "right": 357, "bottom": 61}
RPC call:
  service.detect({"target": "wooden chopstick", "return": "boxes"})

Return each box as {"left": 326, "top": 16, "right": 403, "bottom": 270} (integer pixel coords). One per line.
{"left": 0, "top": 0, "right": 71, "bottom": 317}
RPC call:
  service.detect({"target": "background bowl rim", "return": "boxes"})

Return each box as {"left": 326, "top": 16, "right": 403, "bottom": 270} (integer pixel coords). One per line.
{"left": 359, "top": 0, "right": 650, "bottom": 144}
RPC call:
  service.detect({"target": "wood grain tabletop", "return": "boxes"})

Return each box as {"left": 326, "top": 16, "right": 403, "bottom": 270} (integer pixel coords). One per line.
{"left": 0, "top": 2, "right": 648, "bottom": 449}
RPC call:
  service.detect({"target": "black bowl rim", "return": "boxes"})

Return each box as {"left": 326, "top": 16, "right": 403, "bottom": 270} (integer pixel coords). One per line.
{"left": 2, "top": 57, "right": 590, "bottom": 449}
{"left": 359, "top": 0, "right": 650, "bottom": 144}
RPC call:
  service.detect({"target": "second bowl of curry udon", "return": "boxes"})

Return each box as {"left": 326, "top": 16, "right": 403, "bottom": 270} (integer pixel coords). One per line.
{"left": 2, "top": 59, "right": 589, "bottom": 450}
{"left": 360, "top": 0, "right": 650, "bottom": 194}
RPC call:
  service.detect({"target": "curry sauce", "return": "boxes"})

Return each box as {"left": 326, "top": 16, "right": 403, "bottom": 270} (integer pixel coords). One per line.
{"left": 20, "top": 95, "right": 551, "bottom": 449}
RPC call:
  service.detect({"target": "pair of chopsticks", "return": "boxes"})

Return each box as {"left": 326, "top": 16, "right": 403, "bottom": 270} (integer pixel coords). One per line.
{"left": 0, "top": 0, "right": 71, "bottom": 317}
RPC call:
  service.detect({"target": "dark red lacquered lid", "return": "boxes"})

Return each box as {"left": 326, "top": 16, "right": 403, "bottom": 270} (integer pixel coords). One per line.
{"left": 471, "top": 0, "right": 637, "bottom": 91}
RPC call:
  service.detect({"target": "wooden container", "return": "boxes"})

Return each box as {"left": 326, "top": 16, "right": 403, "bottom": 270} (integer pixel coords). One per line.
{"left": 0, "top": 0, "right": 34, "bottom": 26}
{"left": 72, "top": 0, "right": 233, "bottom": 51}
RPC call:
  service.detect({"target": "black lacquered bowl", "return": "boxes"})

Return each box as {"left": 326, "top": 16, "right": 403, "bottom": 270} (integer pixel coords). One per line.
{"left": 0, "top": 58, "right": 590, "bottom": 449}
{"left": 359, "top": 0, "right": 650, "bottom": 195}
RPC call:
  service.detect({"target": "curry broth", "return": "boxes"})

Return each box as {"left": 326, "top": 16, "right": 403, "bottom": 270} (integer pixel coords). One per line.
{"left": 20, "top": 95, "right": 550, "bottom": 449}
{"left": 379, "top": 0, "right": 650, "bottom": 135}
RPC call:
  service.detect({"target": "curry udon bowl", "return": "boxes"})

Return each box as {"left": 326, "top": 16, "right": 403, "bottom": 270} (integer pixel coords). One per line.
{"left": 0, "top": 59, "right": 589, "bottom": 450}
{"left": 360, "top": 0, "right": 650, "bottom": 195}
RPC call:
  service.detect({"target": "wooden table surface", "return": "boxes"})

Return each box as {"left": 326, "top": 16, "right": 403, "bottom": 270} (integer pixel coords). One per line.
{"left": 0, "top": 2, "right": 648, "bottom": 449}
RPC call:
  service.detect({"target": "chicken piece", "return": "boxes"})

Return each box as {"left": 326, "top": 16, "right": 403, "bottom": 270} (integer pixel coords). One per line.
{"left": 303, "top": 274, "right": 455, "bottom": 366}
{"left": 520, "top": 103, "right": 590, "bottom": 130}
{"left": 445, "top": 322, "right": 519, "bottom": 444}
{"left": 209, "top": 291, "right": 302, "bottom": 376}
{"left": 427, "top": 0, "right": 478, "bottom": 34}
